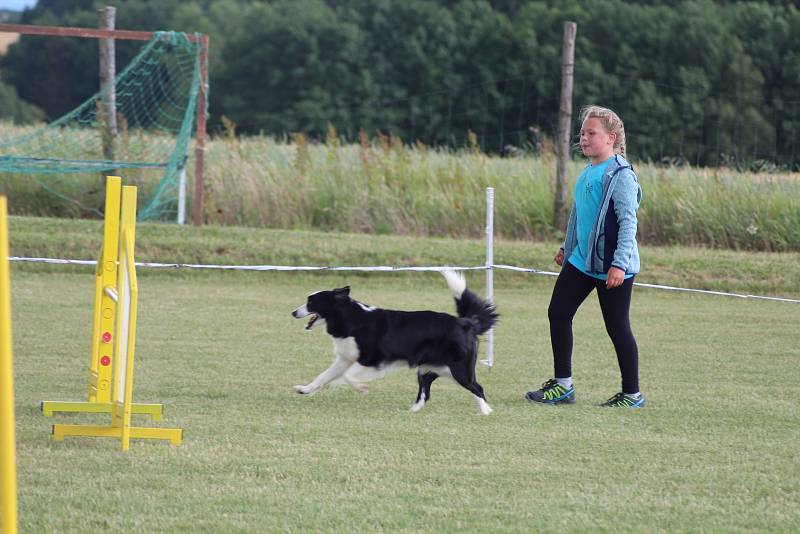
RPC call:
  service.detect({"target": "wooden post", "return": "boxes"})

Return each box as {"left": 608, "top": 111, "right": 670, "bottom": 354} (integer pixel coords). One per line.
{"left": 193, "top": 34, "right": 209, "bottom": 226}
{"left": 554, "top": 21, "right": 576, "bottom": 230}
{"left": 98, "top": 6, "right": 117, "bottom": 162}
{"left": 0, "top": 23, "right": 157, "bottom": 41}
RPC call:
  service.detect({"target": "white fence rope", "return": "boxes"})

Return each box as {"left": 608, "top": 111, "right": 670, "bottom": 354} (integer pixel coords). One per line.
{"left": 8, "top": 256, "right": 800, "bottom": 304}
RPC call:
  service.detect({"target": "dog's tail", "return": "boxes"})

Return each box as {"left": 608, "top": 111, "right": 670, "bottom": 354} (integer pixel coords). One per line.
{"left": 441, "top": 270, "right": 498, "bottom": 335}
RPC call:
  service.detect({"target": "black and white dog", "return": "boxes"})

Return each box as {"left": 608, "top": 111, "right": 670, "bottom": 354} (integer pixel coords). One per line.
{"left": 291, "top": 271, "right": 498, "bottom": 415}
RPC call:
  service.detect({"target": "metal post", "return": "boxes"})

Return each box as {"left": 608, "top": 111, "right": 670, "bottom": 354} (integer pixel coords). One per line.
{"left": 481, "top": 187, "right": 495, "bottom": 367}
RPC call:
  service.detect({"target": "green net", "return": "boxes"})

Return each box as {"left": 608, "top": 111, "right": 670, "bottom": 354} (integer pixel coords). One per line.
{"left": 0, "top": 31, "right": 204, "bottom": 220}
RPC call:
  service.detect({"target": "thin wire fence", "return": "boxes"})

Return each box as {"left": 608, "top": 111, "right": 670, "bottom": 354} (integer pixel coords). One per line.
{"left": 228, "top": 71, "right": 800, "bottom": 171}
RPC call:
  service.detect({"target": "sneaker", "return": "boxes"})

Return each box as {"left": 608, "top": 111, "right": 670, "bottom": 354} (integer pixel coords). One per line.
{"left": 599, "top": 392, "right": 646, "bottom": 408}
{"left": 524, "top": 379, "right": 575, "bottom": 404}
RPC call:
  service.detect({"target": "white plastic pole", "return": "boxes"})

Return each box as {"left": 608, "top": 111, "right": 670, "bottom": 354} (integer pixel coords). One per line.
{"left": 177, "top": 166, "right": 186, "bottom": 225}
{"left": 482, "top": 187, "right": 495, "bottom": 367}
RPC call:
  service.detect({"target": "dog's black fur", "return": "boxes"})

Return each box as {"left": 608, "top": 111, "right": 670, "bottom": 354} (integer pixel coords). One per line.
{"left": 291, "top": 271, "right": 498, "bottom": 414}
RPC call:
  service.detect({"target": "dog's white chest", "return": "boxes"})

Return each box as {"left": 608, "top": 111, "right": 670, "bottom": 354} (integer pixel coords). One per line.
{"left": 333, "top": 336, "right": 360, "bottom": 362}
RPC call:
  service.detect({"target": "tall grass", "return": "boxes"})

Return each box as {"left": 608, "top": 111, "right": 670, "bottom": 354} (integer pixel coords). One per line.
{"left": 200, "top": 129, "right": 800, "bottom": 250}
{"left": 0, "top": 122, "right": 186, "bottom": 218}
{"left": 639, "top": 166, "right": 800, "bottom": 251}
{"left": 2, "top": 121, "right": 799, "bottom": 250}
{"left": 202, "top": 127, "right": 557, "bottom": 239}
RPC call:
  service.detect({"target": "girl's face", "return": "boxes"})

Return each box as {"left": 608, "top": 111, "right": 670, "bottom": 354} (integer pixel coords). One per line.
{"left": 580, "top": 117, "right": 616, "bottom": 163}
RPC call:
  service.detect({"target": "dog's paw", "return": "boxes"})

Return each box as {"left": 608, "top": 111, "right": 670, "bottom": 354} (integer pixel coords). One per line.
{"left": 409, "top": 402, "right": 425, "bottom": 413}
{"left": 293, "top": 384, "right": 315, "bottom": 395}
{"left": 409, "top": 393, "right": 426, "bottom": 412}
{"left": 477, "top": 398, "right": 493, "bottom": 415}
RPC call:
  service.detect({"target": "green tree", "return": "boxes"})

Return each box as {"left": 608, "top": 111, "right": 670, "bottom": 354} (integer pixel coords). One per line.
{"left": 337, "top": 0, "right": 461, "bottom": 142}
{"left": 2, "top": 0, "right": 799, "bottom": 167}
{"left": 447, "top": 0, "right": 526, "bottom": 149}
{"left": 2, "top": 9, "right": 100, "bottom": 120}
{"left": 0, "top": 80, "right": 45, "bottom": 124}
{"left": 2, "top": 0, "right": 207, "bottom": 120}
{"left": 728, "top": 2, "right": 800, "bottom": 167}
{"left": 216, "top": 0, "right": 370, "bottom": 138}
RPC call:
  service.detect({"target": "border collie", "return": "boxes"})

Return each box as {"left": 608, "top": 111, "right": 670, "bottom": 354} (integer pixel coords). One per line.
{"left": 291, "top": 271, "right": 498, "bottom": 415}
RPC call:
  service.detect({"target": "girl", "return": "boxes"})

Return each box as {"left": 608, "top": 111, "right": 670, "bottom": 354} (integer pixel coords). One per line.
{"left": 525, "top": 105, "right": 645, "bottom": 408}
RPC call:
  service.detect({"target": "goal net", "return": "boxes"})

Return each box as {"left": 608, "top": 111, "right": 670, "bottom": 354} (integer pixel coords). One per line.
{"left": 0, "top": 31, "right": 204, "bottom": 221}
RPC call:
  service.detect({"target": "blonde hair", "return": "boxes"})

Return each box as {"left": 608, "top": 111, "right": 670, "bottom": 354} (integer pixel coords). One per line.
{"left": 580, "top": 105, "right": 626, "bottom": 157}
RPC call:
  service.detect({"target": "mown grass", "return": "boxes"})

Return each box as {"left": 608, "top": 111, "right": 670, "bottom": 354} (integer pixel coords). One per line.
{"left": 7, "top": 215, "right": 800, "bottom": 299}
{"left": 2, "top": 121, "right": 799, "bottom": 250}
{"left": 9, "top": 268, "right": 800, "bottom": 532}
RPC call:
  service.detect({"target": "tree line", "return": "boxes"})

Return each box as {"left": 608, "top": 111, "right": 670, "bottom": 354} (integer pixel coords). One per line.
{"left": 2, "top": 0, "right": 800, "bottom": 168}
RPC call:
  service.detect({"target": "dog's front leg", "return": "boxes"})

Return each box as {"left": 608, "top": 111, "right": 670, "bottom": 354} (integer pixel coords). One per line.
{"left": 294, "top": 356, "right": 353, "bottom": 395}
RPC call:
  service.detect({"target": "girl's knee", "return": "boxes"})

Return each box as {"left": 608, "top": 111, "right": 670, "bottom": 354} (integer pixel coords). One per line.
{"left": 548, "top": 303, "right": 573, "bottom": 324}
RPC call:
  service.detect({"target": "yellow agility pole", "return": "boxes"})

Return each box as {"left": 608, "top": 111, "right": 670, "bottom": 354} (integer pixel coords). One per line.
{"left": 1, "top": 196, "right": 19, "bottom": 533}
{"left": 41, "top": 176, "right": 163, "bottom": 419}
{"left": 89, "top": 175, "right": 122, "bottom": 404}
{"left": 52, "top": 186, "right": 182, "bottom": 450}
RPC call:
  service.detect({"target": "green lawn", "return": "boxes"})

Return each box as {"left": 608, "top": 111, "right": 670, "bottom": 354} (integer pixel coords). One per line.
{"left": 9, "top": 269, "right": 799, "bottom": 532}
{"left": 8, "top": 215, "right": 800, "bottom": 299}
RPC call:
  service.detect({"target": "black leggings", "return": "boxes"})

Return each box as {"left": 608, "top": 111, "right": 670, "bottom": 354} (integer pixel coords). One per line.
{"left": 548, "top": 261, "right": 639, "bottom": 394}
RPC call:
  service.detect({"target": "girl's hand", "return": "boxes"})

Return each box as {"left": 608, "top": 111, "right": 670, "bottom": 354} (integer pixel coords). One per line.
{"left": 606, "top": 267, "right": 625, "bottom": 289}
{"left": 554, "top": 249, "right": 564, "bottom": 266}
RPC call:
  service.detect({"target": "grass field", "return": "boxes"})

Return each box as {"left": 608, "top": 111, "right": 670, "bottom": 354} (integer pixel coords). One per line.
{"left": 8, "top": 266, "right": 799, "bottom": 531}
{"left": 8, "top": 215, "right": 800, "bottom": 300}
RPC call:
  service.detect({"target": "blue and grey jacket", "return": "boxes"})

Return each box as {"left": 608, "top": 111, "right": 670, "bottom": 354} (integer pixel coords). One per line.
{"left": 562, "top": 154, "right": 642, "bottom": 275}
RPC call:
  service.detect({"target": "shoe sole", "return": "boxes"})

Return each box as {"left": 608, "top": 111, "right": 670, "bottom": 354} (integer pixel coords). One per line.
{"left": 599, "top": 398, "right": 646, "bottom": 408}
{"left": 524, "top": 393, "right": 576, "bottom": 405}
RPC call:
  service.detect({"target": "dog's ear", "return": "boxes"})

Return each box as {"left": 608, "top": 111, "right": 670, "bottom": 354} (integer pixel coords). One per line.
{"left": 333, "top": 286, "right": 350, "bottom": 299}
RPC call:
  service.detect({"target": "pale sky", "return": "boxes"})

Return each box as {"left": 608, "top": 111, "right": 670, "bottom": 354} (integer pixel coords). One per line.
{"left": 0, "top": 0, "right": 37, "bottom": 10}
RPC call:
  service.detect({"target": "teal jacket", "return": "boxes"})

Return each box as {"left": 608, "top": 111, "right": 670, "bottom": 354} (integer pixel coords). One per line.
{"left": 562, "top": 154, "right": 642, "bottom": 275}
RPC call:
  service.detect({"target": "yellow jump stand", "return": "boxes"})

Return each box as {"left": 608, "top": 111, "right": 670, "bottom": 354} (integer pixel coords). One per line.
{"left": 41, "top": 177, "right": 163, "bottom": 420}
{"left": 1, "top": 197, "right": 19, "bottom": 532}
{"left": 52, "top": 186, "right": 182, "bottom": 450}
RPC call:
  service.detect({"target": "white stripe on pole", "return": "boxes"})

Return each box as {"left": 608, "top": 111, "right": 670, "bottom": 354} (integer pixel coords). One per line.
{"left": 177, "top": 166, "right": 187, "bottom": 225}
{"left": 481, "top": 187, "right": 495, "bottom": 367}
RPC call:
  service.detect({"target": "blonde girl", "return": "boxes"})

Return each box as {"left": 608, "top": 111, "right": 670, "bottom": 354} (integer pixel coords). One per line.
{"left": 525, "top": 105, "right": 645, "bottom": 408}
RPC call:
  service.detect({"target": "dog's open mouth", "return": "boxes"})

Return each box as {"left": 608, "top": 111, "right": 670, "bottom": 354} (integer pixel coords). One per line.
{"left": 305, "top": 314, "right": 319, "bottom": 330}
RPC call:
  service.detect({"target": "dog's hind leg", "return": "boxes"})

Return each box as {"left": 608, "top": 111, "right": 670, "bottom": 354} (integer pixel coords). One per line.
{"left": 410, "top": 371, "right": 439, "bottom": 412}
{"left": 342, "top": 362, "right": 386, "bottom": 392}
{"left": 450, "top": 366, "right": 492, "bottom": 415}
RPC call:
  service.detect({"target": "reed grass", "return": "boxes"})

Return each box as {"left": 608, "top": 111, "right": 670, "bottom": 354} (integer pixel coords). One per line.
{"left": 202, "top": 136, "right": 556, "bottom": 238}
{"left": 2, "top": 121, "right": 799, "bottom": 250}
{"left": 198, "top": 131, "right": 800, "bottom": 251}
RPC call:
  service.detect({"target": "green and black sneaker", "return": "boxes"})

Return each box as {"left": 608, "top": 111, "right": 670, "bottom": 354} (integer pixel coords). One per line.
{"left": 599, "top": 392, "right": 646, "bottom": 408}
{"left": 524, "top": 379, "right": 575, "bottom": 405}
